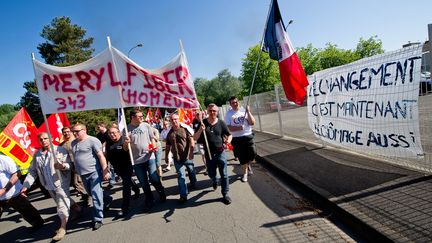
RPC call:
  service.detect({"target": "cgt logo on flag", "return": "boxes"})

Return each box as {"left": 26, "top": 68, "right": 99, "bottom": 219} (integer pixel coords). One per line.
{"left": 0, "top": 108, "right": 39, "bottom": 174}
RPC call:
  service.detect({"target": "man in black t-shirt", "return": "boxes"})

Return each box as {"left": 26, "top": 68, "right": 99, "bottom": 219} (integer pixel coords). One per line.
{"left": 194, "top": 104, "right": 232, "bottom": 205}
{"left": 106, "top": 126, "right": 140, "bottom": 217}
{"left": 97, "top": 122, "right": 116, "bottom": 188}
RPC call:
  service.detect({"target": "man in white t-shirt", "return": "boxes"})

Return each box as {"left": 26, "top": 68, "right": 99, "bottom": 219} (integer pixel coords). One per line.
{"left": 0, "top": 154, "right": 44, "bottom": 230}
{"left": 224, "top": 96, "right": 256, "bottom": 183}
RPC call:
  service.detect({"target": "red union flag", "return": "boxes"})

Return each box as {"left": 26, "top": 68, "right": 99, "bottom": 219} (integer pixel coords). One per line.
{"left": 263, "top": 0, "right": 309, "bottom": 105}
{"left": 38, "top": 113, "right": 70, "bottom": 146}
{"left": 178, "top": 108, "right": 193, "bottom": 125}
{"left": 0, "top": 108, "right": 39, "bottom": 173}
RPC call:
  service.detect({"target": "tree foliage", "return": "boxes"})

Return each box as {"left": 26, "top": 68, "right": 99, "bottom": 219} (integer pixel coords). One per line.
{"left": 239, "top": 45, "right": 279, "bottom": 96}
{"left": 38, "top": 17, "right": 94, "bottom": 66}
{"left": 0, "top": 104, "right": 18, "bottom": 131}
{"left": 194, "top": 69, "right": 241, "bottom": 107}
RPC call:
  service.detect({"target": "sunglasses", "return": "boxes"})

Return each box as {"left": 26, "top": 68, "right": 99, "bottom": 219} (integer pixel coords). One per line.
{"left": 72, "top": 129, "right": 83, "bottom": 134}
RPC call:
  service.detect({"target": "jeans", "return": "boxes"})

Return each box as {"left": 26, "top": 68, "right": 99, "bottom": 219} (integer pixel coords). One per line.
{"left": 207, "top": 151, "right": 229, "bottom": 196}
{"left": 154, "top": 148, "right": 162, "bottom": 167}
{"left": 80, "top": 171, "right": 112, "bottom": 222}
{"left": 174, "top": 159, "right": 197, "bottom": 198}
{"left": 133, "top": 159, "right": 164, "bottom": 203}
{"left": 108, "top": 164, "right": 116, "bottom": 186}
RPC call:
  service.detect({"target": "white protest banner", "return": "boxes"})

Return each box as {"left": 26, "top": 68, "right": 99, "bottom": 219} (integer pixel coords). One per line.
{"left": 307, "top": 44, "right": 423, "bottom": 158}
{"left": 33, "top": 46, "right": 198, "bottom": 113}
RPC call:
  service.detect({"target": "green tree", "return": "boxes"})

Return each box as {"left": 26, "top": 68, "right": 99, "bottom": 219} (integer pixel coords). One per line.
{"left": 296, "top": 44, "right": 321, "bottom": 75}
{"left": 38, "top": 17, "right": 94, "bottom": 66}
{"left": 18, "top": 81, "right": 44, "bottom": 125}
{"left": 319, "top": 43, "right": 358, "bottom": 70}
{"left": 193, "top": 69, "right": 242, "bottom": 106}
{"left": 239, "top": 45, "right": 279, "bottom": 96}
{"left": 354, "top": 36, "right": 385, "bottom": 59}
{"left": 0, "top": 104, "right": 18, "bottom": 131}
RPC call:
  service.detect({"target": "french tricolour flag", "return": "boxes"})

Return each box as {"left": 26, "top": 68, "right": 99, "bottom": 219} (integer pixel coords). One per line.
{"left": 263, "top": 0, "right": 309, "bottom": 105}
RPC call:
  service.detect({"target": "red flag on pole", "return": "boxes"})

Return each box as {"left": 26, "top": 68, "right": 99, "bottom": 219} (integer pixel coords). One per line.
{"left": 263, "top": 0, "right": 309, "bottom": 105}
{"left": 0, "top": 107, "right": 39, "bottom": 173}
{"left": 38, "top": 113, "right": 70, "bottom": 146}
{"left": 145, "top": 109, "right": 153, "bottom": 123}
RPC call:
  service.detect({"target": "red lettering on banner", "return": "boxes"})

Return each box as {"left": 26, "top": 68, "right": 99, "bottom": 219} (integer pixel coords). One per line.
{"left": 142, "top": 72, "right": 155, "bottom": 89}
{"left": 55, "top": 94, "right": 86, "bottom": 111}
{"left": 162, "top": 70, "right": 178, "bottom": 95}
{"left": 138, "top": 92, "right": 148, "bottom": 104}
{"left": 122, "top": 88, "right": 137, "bottom": 104}
{"left": 174, "top": 96, "right": 183, "bottom": 107}
{"left": 108, "top": 62, "right": 121, "bottom": 87}
{"left": 59, "top": 73, "right": 77, "bottom": 92}
{"left": 89, "top": 68, "right": 104, "bottom": 91}
{"left": 75, "top": 71, "right": 92, "bottom": 91}
{"left": 175, "top": 66, "right": 193, "bottom": 96}
{"left": 43, "top": 74, "right": 61, "bottom": 91}
{"left": 126, "top": 63, "right": 137, "bottom": 86}
{"left": 163, "top": 93, "right": 173, "bottom": 106}
{"left": 150, "top": 92, "right": 161, "bottom": 106}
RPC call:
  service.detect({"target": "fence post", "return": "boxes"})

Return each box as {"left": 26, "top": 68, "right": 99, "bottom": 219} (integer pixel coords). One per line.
{"left": 255, "top": 94, "right": 262, "bottom": 132}
{"left": 274, "top": 85, "right": 283, "bottom": 136}
{"left": 429, "top": 24, "right": 432, "bottom": 81}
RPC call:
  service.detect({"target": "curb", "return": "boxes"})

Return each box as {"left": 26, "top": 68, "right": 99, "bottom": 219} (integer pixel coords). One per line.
{"left": 256, "top": 154, "right": 393, "bottom": 243}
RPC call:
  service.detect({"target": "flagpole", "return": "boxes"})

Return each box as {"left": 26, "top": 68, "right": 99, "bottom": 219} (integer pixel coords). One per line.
{"left": 107, "top": 36, "right": 136, "bottom": 165}
{"left": 243, "top": 0, "right": 274, "bottom": 120}
{"left": 178, "top": 39, "right": 213, "bottom": 161}
{"left": 31, "top": 53, "right": 58, "bottom": 164}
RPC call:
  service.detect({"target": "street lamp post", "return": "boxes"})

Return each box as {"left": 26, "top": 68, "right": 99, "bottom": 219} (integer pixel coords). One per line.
{"left": 127, "top": 43, "right": 143, "bottom": 58}
{"left": 285, "top": 19, "right": 294, "bottom": 29}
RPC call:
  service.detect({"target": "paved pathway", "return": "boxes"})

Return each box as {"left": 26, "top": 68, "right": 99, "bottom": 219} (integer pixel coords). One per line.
{"left": 1, "top": 152, "right": 356, "bottom": 242}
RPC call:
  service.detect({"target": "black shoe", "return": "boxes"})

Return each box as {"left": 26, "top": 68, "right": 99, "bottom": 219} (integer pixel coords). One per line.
{"left": 203, "top": 171, "right": 208, "bottom": 176}
{"left": 178, "top": 196, "right": 187, "bottom": 204}
{"left": 158, "top": 190, "right": 166, "bottom": 202}
{"left": 222, "top": 196, "right": 232, "bottom": 205}
{"left": 106, "top": 184, "right": 114, "bottom": 189}
{"left": 93, "top": 221, "right": 103, "bottom": 231}
{"left": 212, "top": 181, "right": 218, "bottom": 190}
{"left": 132, "top": 187, "right": 140, "bottom": 200}
{"left": 118, "top": 209, "right": 129, "bottom": 218}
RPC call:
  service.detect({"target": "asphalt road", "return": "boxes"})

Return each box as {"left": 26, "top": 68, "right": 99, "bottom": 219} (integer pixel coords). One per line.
{"left": 1, "top": 152, "right": 357, "bottom": 243}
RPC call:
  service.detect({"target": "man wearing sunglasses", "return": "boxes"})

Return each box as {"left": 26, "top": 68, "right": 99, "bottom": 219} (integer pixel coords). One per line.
{"left": 126, "top": 109, "right": 166, "bottom": 212}
{"left": 70, "top": 123, "right": 112, "bottom": 231}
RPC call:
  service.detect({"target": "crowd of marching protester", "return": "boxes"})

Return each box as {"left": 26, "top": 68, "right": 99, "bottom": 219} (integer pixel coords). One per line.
{"left": 0, "top": 96, "right": 257, "bottom": 241}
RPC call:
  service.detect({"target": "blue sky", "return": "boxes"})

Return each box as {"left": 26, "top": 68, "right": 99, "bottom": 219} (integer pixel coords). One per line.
{"left": 0, "top": 0, "right": 430, "bottom": 105}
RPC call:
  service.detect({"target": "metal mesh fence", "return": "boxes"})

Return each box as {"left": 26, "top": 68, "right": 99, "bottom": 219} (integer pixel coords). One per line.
{"left": 241, "top": 50, "right": 432, "bottom": 173}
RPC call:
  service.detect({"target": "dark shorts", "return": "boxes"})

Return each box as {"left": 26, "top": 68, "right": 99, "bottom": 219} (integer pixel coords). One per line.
{"left": 231, "top": 134, "right": 256, "bottom": 165}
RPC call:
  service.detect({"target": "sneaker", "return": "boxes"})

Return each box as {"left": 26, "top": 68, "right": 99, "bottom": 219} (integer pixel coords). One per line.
{"left": 52, "top": 228, "right": 66, "bottom": 241}
{"left": 212, "top": 180, "right": 218, "bottom": 190}
{"left": 132, "top": 187, "right": 140, "bottom": 200}
{"left": 106, "top": 184, "right": 114, "bottom": 189}
{"left": 222, "top": 195, "right": 232, "bottom": 205}
{"left": 93, "top": 221, "right": 103, "bottom": 231}
{"left": 248, "top": 165, "right": 253, "bottom": 175}
{"left": 241, "top": 174, "right": 248, "bottom": 182}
